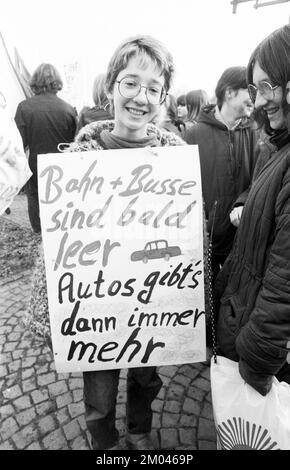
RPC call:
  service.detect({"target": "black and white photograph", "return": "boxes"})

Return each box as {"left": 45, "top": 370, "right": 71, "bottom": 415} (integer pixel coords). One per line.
{"left": 0, "top": 0, "right": 290, "bottom": 460}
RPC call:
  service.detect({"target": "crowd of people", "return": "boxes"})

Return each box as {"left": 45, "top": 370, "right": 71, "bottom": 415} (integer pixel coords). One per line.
{"left": 1, "top": 23, "right": 290, "bottom": 450}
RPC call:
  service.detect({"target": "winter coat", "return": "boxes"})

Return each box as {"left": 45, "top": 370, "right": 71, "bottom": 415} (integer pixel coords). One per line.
{"left": 25, "top": 120, "right": 209, "bottom": 345}
{"left": 185, "top": 105, "right": 259, "bottom": 258}
{"left": 15, "top": 93, "right": 77, "bottom": 190}
{"left": 215, "top": 139, "right": 290, "bottom": 385}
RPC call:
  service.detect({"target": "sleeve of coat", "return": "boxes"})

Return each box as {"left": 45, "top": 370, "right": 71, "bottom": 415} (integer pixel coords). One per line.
{"left": 14, "top": 103, "right": 28, "bottom": 150}
{"left": 235, "top": 170, "right": 290, "bottom": 377}
{"left": 232, "top": 187, "right": 250, "bottom": 208}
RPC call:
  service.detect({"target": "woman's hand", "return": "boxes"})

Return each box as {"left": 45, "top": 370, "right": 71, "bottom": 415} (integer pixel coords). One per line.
{"left": 230, "top": 206, "right": 243, "bottom": 227}
{"left": 238, "top": 357, "right": 273, "bottom": 396}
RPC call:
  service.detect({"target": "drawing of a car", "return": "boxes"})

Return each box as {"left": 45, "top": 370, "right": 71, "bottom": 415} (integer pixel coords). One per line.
{"left": 131, "top": 239, "right": 182, "bottom": 263}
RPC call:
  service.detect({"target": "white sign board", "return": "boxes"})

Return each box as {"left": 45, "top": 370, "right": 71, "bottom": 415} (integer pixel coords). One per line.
{"left": 38, "top": 145, "right": 206, "bottom": 372}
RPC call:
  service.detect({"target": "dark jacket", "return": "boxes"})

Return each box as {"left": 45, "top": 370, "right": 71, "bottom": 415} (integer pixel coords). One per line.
{"left": 15, "top": 93, "right": 77, "bottom": 189}
{"left": 215, "top": 139, "right": 290, "bottom": 385}
{"left": 185, "top": 105, "right": 258, "bottom": 257}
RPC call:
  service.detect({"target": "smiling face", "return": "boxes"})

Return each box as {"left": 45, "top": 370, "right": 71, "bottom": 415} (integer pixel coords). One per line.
{"left": 252, "top": 61, "right": 285, "bottom": 130}
{"left": 109, "top": 54, "right": 165, "bottom": 140}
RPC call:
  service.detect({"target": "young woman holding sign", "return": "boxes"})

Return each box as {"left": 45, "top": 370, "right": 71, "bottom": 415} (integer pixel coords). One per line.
{"left": 67, "top": 37, "right": 183, "bottom": 451}
{"left": 27, "top": 35, "right": 209, "bottom": 450}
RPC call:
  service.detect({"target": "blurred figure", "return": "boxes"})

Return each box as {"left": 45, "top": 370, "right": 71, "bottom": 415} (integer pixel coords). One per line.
{"left": 176, "top": 94, "right": 188, "bottom": 121}
{"left": 185, "top": 89, "right": 209, "bottom": 130}
{"left": 159, "top": 93, "right": 184, "bottom": 137}
{"left": 76, "top": 73, "right": 113, "bottom": 132}
{"left": 15, "top": 63, "right": 77, "bottom": 233}
{"left": 185, "top": 66, "right": 259, "bottom": 281}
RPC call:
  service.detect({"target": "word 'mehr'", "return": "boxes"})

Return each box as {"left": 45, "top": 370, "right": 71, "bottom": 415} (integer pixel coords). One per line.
{"left": 66, "top": 327, "right": 165, "bottom": 364}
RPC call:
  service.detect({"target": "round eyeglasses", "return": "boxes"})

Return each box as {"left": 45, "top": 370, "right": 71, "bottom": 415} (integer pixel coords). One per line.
{"left": 248, "top": 81, "right": 279, "bottom": 104}
{"left": 116, "top": 77, "right": 167, "bottom": 105}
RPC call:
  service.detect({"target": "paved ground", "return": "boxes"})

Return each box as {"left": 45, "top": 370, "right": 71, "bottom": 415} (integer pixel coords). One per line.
{"left": 0, "top": 193, "right": 216, "bottom": 451}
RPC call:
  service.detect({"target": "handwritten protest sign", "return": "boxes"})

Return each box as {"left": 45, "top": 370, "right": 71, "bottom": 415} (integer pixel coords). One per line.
{"left": 38, "top": 145, "right": 206, "bottom": 372}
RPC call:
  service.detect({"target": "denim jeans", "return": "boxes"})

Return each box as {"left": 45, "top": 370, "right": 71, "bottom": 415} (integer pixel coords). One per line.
{"left": 83, "top": 367, "right": 162, "bottom": 449}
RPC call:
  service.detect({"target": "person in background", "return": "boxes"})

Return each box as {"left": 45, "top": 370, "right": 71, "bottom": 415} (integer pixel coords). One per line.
{"left": 14, "top": 63, "right": 77, "bottom": 233}
{"left": 184, "top": 89, "right": 209, "bottom": 131}
{"left": 76, "top": 73, "right": 113, "bottom": 132}
{"left": 159, "top": 93, "right": 184, "bottom": 137}
{"left": 185, "top": 66, "right": 258, "bottom": 281}
{"left": 215, "top": 24, "right": 290, "bottom": 396}
{"left": 176, "top": 93, "right": 188, "bottom": 122}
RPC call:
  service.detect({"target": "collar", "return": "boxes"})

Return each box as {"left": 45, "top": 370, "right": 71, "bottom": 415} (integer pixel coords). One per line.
{"left": 269, "top": 127, "right": 290, "bottom": 151}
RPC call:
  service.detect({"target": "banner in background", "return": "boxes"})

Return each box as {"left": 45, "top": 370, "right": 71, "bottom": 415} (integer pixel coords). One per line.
{"left": 14, "top": 47, "right": 33, "bottom": 100}
{"left": 0, "top": 32, "right": 29, "bottom": 118}
{"left": 38, "top": 145, "right": 206, "bottom": 372}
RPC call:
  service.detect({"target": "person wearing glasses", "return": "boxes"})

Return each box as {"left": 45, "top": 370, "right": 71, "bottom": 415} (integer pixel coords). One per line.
{"left": 74, "top": 38, "right": 185, "bottom": 450}
{"left": 215, "top": 24, "right": 290, "bottom": 396}
{"left": 185, "top": 67, "right": 258, "bottom": 282}
{"left": 26, "top": 35, "right": 193, "bottom": 450}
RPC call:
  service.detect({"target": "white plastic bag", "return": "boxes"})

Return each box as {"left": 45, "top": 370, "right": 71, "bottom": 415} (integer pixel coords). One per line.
{"left": 0, "top": 106, "right": 32, "bottom": 214}
{"left": 210, "top": 355, "right": 290, "bottom": 450}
